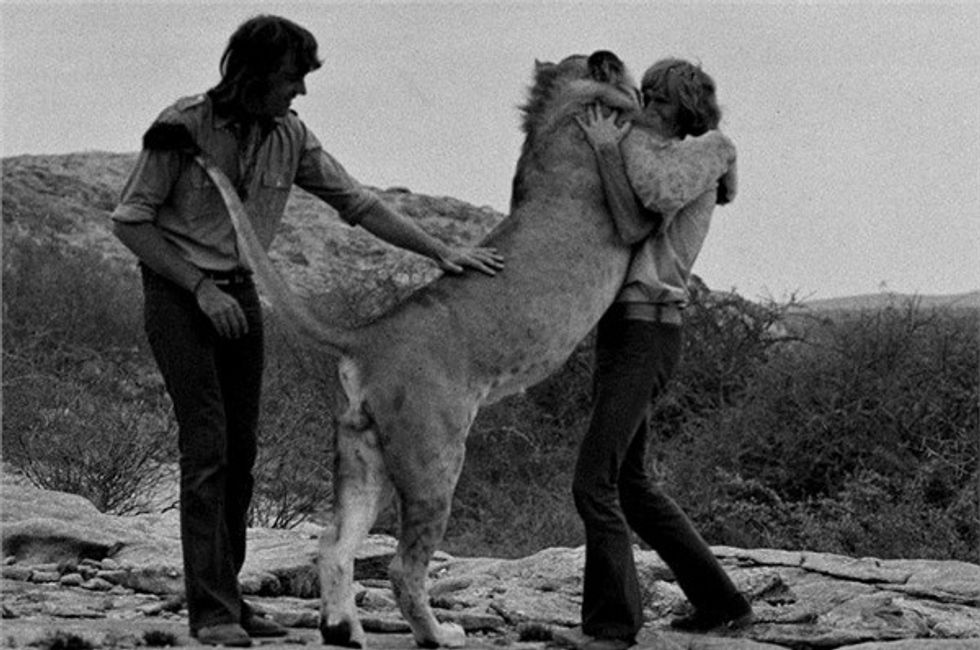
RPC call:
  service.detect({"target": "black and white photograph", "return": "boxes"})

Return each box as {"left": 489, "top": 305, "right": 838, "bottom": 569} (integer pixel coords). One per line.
{"left": 2, "top": 2, "right": 978, "bottom": 648}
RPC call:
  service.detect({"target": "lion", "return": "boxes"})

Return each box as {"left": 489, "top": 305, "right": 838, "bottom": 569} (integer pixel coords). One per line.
{"left": 198, "top": 50, "right": 736, "bottom": 648}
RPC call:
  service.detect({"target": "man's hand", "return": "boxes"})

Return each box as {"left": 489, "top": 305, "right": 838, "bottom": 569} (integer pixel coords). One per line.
{"left": 437, "top": 246, "right": 505, "bottom": 276}
{"left": 195, "top": 280, "right": 249, "bottom": 338}
{"left": 575, "top": 103, "right": 631, "bottom": 151}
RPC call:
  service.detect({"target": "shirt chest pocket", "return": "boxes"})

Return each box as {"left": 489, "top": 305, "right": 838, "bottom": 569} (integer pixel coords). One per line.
{"left": 177, "top": 164, "right": 227, "bottom": 222}
{"left": 251, "top": 170, "right": 292, "bottom": 220}
{"left": 259, "top": 170, "right": 291, "bottom": 194}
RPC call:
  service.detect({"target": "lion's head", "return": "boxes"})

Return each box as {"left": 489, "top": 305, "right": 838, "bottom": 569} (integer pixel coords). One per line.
{"left": 511, "top": 50, "right": 640, "bottom": 209}
{"left": 519, "top": 50, "right": 640, "bottom": 141}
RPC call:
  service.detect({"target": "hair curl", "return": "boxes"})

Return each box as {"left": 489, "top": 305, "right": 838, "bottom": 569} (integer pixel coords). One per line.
{"left": 209, "top": 15, "right": 322, "bottom": 113}
{"left": 641, "top": 58, "right": 721, "bottom": 137}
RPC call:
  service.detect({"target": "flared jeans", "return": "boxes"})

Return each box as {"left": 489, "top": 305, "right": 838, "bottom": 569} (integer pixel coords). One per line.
{"left": 572, "top": 306, "right": 741, "bottom": 641}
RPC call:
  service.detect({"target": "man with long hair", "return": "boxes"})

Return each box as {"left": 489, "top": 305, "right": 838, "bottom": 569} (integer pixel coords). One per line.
{"left": 111, "top": 15, "right": 502, "bottom": 646}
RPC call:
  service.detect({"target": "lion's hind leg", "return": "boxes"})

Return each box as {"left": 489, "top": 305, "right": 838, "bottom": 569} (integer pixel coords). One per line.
{"left": 383, "top": 414, "right": 471, "bottom": 648}
{"left": 319, "top": 413, "right": 390, "bottom": 648}
{"left": 390, "top": 489, "right": 467, "bottom": 649}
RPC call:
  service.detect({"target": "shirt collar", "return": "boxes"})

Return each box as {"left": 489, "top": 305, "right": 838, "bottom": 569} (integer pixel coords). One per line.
{"left": 209, "top": 97, "right": 285, "bottom": 134}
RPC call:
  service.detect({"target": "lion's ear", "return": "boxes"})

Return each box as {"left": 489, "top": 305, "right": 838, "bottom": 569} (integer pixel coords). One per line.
{"left": 587, "top": 50, "right": 624, "bottom": 83}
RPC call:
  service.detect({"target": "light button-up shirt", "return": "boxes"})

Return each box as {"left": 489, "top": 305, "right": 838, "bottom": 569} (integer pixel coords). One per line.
{"left": 112, "top": 93, "right": 385, "bottom": 271}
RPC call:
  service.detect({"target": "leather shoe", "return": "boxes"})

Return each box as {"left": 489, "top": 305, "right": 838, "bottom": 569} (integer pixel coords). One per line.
{"left": 552, "top": 626, "right": 633, "bottom": 650}
{"left": 195, "top": 623, "right": 252, "bottom": 647}
{"left": 242, "top": 613, "right": 287, "bottom": 637}
{"left": 582, "top": 638, "right": 633, "bottom": 650}
{"left": 670, "top": 595, "right": 754, "bottom": 633}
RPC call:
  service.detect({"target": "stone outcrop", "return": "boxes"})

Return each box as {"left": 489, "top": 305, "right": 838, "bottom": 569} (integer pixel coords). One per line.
{"left": 2, "top": 480, "right": 978, "bottom": 649}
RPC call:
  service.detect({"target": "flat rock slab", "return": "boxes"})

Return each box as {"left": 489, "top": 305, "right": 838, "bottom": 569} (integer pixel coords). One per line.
{"left": 3, "top": 481, "right": 979, "bottom": 649}
{"left": 0, "top": 618, "right": 538, "bottom": 650}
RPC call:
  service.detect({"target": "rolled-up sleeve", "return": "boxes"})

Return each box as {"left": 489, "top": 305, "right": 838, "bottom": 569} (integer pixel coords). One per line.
{"left": 293, "top": 128, "right": 383, "bottom": 227}
{"left": 111, "top": 148, "right": 181, "bottom": 224}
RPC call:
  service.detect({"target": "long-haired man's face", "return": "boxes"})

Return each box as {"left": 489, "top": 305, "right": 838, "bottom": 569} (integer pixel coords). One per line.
{"left": 245, "top": 59, "right": 308, "bottom": 118}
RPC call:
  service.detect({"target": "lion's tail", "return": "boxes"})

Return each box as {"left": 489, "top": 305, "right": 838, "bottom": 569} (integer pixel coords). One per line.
{"left": 196, "top": 155, "right": 359, "bottom": 357}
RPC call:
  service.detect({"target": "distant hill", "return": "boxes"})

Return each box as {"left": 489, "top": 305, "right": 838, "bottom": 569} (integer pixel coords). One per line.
{"left": 799, "top": 291, "right": 980, "bottom": 313}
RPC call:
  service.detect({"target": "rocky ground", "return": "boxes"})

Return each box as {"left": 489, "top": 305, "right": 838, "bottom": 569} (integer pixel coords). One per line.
{"left": 3, "top": 479, "right": 979, "bottom": 649}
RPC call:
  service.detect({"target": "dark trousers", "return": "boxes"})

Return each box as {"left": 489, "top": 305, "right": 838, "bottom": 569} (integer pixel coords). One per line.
{"left": 141, "top": 266, "right": 264, "bottom": 632}
{"left": 572, "top": 307, "right": 741, "bottom": 641}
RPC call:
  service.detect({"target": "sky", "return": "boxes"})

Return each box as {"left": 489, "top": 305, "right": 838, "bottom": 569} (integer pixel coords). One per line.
{"left": 2, "top": 1, "right": 978, "bottom": 301}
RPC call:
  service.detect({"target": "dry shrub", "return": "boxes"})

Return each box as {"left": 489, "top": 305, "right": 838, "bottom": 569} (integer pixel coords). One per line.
{"left": 3, "top": 238, "right": 175, "bottom": 514}
{"left": 248, "top": 322, "right": 337, "bottom": 529}
{"left": 665, "top": 299, "right": 978, "bottom": 560}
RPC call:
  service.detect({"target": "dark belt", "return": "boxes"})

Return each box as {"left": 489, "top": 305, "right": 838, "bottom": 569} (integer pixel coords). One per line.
{"left": 617, "top": 302, "right": 683, "bottom": 325}
{"left": 201, "top": 267, "right": 253, "bottom": 286}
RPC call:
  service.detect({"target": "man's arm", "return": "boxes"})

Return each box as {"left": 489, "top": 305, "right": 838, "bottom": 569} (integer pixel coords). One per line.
{"left": 575, "top": 105, "right": 660, "bottom": 245}
{"left": 113, "top": 221, "right": 202, "bottom": 293}
{"left": 113, "top": 220, "right": 250, "bottom": 339}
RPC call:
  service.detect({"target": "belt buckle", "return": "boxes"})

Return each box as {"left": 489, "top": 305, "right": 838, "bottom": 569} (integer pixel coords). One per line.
{"left": 206, "top": 269, "right": 249, "bottom": 286}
